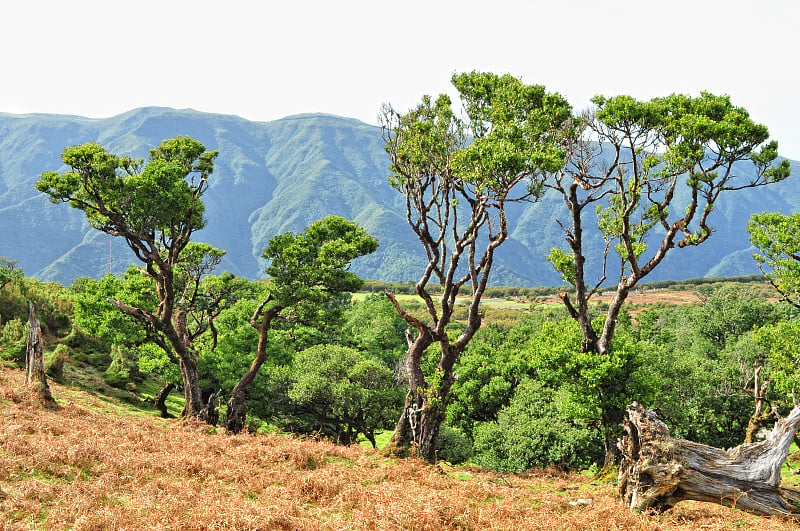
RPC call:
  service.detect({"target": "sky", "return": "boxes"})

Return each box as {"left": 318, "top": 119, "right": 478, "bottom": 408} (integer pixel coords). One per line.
{"left": 1, "top": 0, "right": 799, "bottom": 158}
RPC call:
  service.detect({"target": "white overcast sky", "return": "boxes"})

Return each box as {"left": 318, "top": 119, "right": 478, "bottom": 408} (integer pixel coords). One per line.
{"left": 2, "top": 0, "right": 799, "bottom": 158}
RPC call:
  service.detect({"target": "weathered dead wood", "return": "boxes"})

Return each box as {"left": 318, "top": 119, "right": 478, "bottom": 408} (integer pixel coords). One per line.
{"left": 618, "top": 402, "right": 800, "bottom": 517}
{"left": 25, "top": 302, "right": 54, "bottom": 404}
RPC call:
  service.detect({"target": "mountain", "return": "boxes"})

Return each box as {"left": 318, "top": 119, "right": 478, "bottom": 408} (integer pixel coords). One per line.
{"left": 0, "top": 108, "right": 798, "bottom": 287}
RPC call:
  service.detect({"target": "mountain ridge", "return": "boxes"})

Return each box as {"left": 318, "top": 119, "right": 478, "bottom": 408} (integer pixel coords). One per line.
{"left": 0, "top": 107, "right": 797, "bottom": 287}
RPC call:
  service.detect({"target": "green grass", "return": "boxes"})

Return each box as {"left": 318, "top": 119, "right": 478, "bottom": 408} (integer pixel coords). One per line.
{"left": 358, "top": 429, "right": 393, "bottom": 450}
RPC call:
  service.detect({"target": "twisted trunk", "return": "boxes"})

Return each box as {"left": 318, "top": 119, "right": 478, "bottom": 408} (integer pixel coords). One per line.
{"left": 225, "top": 300, "right": 281, "bottom": 434}
{"left": 154, "top": 382, "right": 175, "bottom": 418}
{"left": 618, "top": 403, "right": 800, "bottom": 517}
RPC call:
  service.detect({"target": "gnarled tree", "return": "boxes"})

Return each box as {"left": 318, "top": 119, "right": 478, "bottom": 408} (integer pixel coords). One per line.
{"left": 36, "top": 137, "right": 225, "bottom": 421}
{"left": 225, "top": 216, "right": 377, "bottom": 433}
{"left": 381, "top": 71, "right": 572, "bottom": 462}
{"left": 546, "top": 93, "right": 790, "bottom": 463}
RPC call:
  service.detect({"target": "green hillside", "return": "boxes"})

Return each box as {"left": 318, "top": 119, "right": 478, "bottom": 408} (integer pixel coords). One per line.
{"left": 0, "top": 108, "right": 797, "bottom": 286}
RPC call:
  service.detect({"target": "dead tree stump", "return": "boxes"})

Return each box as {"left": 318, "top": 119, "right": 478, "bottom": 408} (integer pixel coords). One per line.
{"left": 25, "top": 302, "right": 54, "bottom": 403}
{"left": 618, "top": 402, "right": 800, "bottom": 517}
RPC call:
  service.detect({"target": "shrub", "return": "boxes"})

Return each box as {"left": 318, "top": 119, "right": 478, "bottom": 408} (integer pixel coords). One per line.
{"left": 45, "top": 344, "right": 68, "bottom": 380}
{"left": 1, "top": 318, "right": 26, "bottom": 344}
{"left": 436, "top": 424, "right": 473, "bottom": 464}
{"left": 103, "top": 344, "right": 140, "bottom": 389}
{"left": 472, "top": 379, "right": 603, "bottom": 472}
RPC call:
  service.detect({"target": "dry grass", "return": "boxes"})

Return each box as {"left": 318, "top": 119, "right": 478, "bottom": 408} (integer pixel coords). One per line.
{"left": 1, "top": 366, "right": 798, "bottom": 530}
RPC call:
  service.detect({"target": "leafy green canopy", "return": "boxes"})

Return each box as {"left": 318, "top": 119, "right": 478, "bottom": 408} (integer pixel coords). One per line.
{"left": 451, "top": 71, "right": 573, "bottom": 190}
{"left": 37, "top": 137, "right": 216, "bottom": 243}
{"left": 749, "top": 212, "right": 800, "bottom": 308}
{"left": 288, "top": 344, "right": 401, "bottom": 447}
{"left": 262, "top": 215, "right": 378, "bottom": 319}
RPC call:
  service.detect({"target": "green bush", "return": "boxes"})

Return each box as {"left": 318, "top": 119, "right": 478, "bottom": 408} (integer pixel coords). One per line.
{"left": 472, "top": 379, "right": 603, "bottom": 472}
{"left": 436, "top": 424, "right": 473, "bottom": 464}
{"left": 0, "top": 338, "right": 26, "bottom": 365}
{"left": 103, "top": 344, "right": 140, "bottom": 389}
{"left": 1, "top": 318, "right": 26, "bottom": 344}
{"left": 45, "top": 344, "right": 68, "bottom": 380}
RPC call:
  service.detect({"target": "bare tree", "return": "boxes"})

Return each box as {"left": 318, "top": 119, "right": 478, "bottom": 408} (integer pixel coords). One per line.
{"left": 25, "top": 303, "right": 54, "bottom": 404}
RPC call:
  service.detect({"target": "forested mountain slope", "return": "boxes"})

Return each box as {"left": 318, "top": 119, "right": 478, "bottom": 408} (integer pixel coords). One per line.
{"left": 0, "top": 107, "right": 797, "bottom": 286}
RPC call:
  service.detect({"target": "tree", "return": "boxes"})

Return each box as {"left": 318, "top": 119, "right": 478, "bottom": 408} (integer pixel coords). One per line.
{"left": 71, "top": 265, "right": 245, "bottom": 417}
{"left": 749, "top": 211, "right": 800, "bottom": 308}
{"left": 380, "top": 71, "right": 572, "bottom": 462}
{"left": 225, "top": 216, "right": 378, "bottom": 433}
{"left": 36, "top": 137, "right": 226, "bottom": 421}
{"left": 287, "top": 344, "right": 401, "bottom": 447}
{"left": 546, "top": 92, "right": 790, "bottom": 462}
{"left": 0, "top": 258, "right": 22, "bottom": 291}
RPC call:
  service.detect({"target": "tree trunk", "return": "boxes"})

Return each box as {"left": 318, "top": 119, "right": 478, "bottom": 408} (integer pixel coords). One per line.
{"left": 201, "top": 389, "right": 220, "bottom": 426}
{"left": 25, "top": 303, "right": 54, "bottom": 404}
{"left": 386, "top": 392, "right": 446, "bottom": 462}
{"left": 225, "top": 300, "right": 281, "bottom": 434}
{"left": 745, "top": 363, "right": 775, "bottom": 444}
{"left": 618, "top": 402, "right": 800, "bottom": 517}
{"left": 177, "top": 355, "right": 205, "bottom": 420}
{"left": 154, "top": 382, "right": 175, "bottom": 418}
{"left": 226, "top": 388, "right": 248, "bottom": 434}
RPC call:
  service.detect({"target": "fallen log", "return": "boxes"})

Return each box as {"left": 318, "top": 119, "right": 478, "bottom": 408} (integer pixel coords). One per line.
{"left": 618, "top": 402, "right": 800, "bottom": 517}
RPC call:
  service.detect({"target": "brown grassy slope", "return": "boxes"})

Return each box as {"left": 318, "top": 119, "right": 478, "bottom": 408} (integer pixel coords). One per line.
{"left": 1, "top": 367, "right": 798, "bottom": 530}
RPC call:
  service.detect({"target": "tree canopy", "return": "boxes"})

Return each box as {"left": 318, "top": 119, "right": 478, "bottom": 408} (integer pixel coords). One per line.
{"left": 749, "top": 211, "right": 800, "bottom": 308}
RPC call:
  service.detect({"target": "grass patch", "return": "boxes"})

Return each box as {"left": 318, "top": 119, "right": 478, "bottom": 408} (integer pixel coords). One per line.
{"left": 358, "top": 429, "right": 392, "bottom": 450}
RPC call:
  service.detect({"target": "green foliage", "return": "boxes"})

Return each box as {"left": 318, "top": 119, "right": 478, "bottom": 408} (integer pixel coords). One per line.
{"left": 103, "top": 344, "right": 140, "bottom": 389}
{"left": 694, "top": 286, "right": 778, "bottom": 348}
{"left": 36, "top": 136, "right": 217, "bottom": 239}
{"left": 263, "top": 215, "right": 378, "bottom": 324}
{"left": 0, "top": 318, "right": 26, "bottom": 364}
{"left": 546, "top": 248, "right": 575, "bottom": 286}
{"left": 631, "top": 299, "right": 764, "bottom": 448}
{"left": 71, "top": 271, "right": 152, "bottom": 348}
{"left": 137, "top": 342, "right": 181, "bottom": 386}
{"left": 435, "top": 424, "right": 474, "bottom": 465}
{"left": 472, "top": 379, "right": 603, "bottom": 472}
{"left": 286, "top": 344, "right": 402, "bottom": 446}
{"left": 447, "top": 322, "right": 537, "bottom": 435}
{"left": 530, "top": 319, "right": 646, "bottom": 424}
{"left": 450, "top": 71, "right": 573, "bottom": 186}
{"left": 0, "top": 258, "right": 22, "bottom": 291}
{"left": 749, "top": 211, "right": 800, "bottom": 307}
{"left": 45, "top": 344, "right": 68, "bottom": 381}
{"left": 752, "top": 321, "right": 800, "bottom": 398}
{"left": 341, "top": 293, "right": 407, "bottom": 367}
{"left": 588, "top": 92, "right": 789, "bottom": 258}
{"left": 1, "top": 318, "right": 25, "bottom": 344}
{"left": 200, "top": 288, "right": 293, "bottom": 393}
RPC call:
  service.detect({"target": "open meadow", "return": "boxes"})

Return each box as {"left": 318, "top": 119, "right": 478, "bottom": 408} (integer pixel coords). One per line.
{"left": 1, "top": 366, "right": 799, "bottom": 530}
